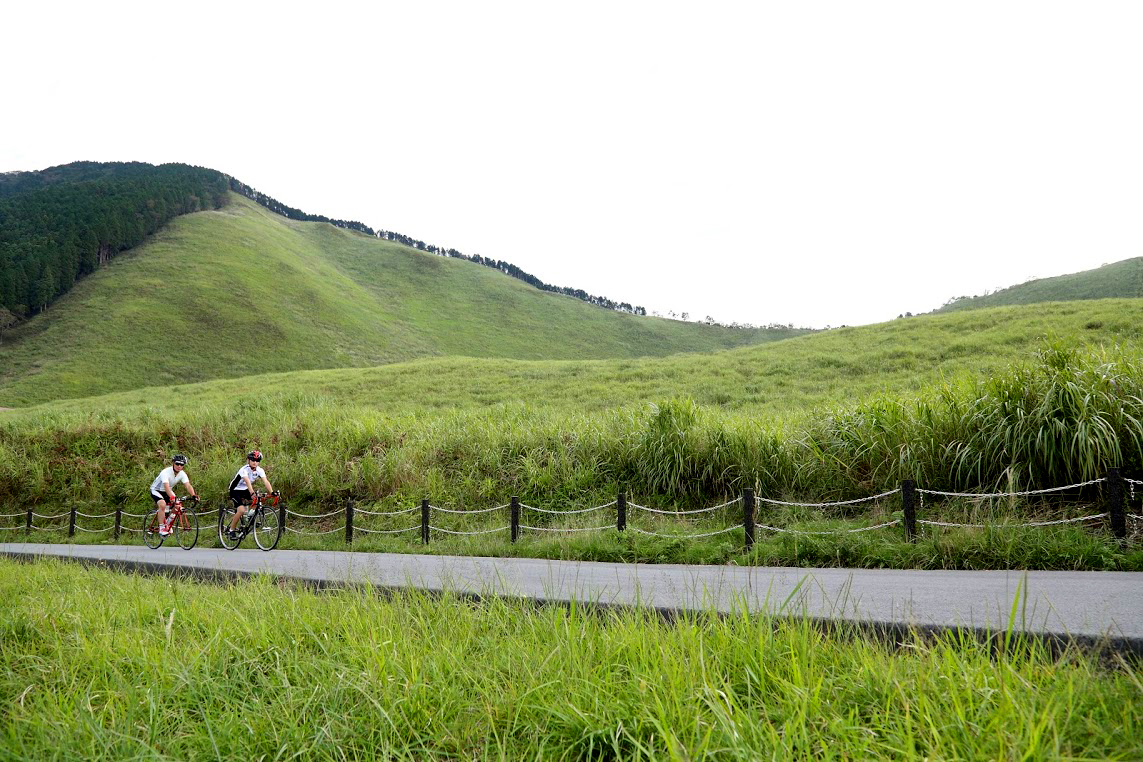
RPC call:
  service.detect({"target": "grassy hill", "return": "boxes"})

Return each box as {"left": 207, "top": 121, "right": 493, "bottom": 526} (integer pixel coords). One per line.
{"left": 14, "top": 297, "right": 1143, "bottom": 420}
{"left": 2, "top": 300, "right": 1140, "bottom": 571}
{"left": 935, "top": 256, "right": 1143, "bottom": 313}
{"left": 0, "top": 193, "right": 807, "bottom": 406}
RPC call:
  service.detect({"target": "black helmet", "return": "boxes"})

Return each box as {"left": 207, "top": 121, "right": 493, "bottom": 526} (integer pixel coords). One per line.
{"left": 172, "top": 454, "right": 188, "bottom": 466}
{"left": 247, "top": 450, "right": 262, "bottom": 462}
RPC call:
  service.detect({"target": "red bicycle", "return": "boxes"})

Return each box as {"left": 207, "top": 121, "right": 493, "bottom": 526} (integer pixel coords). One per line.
{"left": 143, "top": 496, "right": 200, "bottom": 550}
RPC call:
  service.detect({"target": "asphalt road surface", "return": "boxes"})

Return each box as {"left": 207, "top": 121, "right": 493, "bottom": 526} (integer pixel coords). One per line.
{"left": 3, "top": 543, "right": 1140, "bottom": 653}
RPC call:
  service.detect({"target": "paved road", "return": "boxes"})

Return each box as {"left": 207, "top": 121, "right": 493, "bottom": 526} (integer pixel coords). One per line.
{"left": 3, "top": 543, "right": 1140, "bottom": 652}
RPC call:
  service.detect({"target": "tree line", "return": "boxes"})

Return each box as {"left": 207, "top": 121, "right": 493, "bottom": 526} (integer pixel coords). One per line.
{"left": 228, "top": 179, "right": 647, "bottom": 316}
{"left": 1, "top": 161, "right": 651, "bottom": 320}
{"left": 0, "top": 162, "right": 229, "bottom": 316}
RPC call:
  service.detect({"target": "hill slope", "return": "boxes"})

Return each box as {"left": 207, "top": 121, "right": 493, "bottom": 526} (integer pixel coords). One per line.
{"left": 0, "top": 193, "right": 806, "bottom": 405}
{"left": 13, "top": 297, "right": 1143, "bottom": 420}
{"left": 935, "top": 257, "right": 1143, "bottom": 313}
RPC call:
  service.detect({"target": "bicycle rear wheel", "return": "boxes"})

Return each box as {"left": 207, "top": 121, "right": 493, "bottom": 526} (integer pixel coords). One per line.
{"left": 143, "top": 508, "right": 164, "bottom": 549}
{"left": 218, "top": 502, "right": 241, "bottom": 550}
{"left": 174, "top": 506, "right": 199, "bottom": 550}
{"left": 253, "top": 505, "right": 282, "bottom": 551}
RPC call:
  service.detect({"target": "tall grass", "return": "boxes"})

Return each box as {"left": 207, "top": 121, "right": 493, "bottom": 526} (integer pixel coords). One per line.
{"left": 0, "top": 559, "right": 1138, "bottom": 760}
{"left": 808, "top": 342, "right": 1143, "bottom": 492}
{"left": 3, "top": 343, "right": 1138, "bottom": 514}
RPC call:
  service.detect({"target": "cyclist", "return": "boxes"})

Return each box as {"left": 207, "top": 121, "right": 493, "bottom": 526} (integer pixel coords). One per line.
{"left": 225, "top": 450, "right": 275, "bottom": 541}
{"left": 149, "top": 454, "right": 198, "bottom": 536}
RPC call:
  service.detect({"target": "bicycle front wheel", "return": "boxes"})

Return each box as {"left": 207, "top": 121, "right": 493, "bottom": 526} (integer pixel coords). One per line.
{"left": 143, "top": 508, "right": 163, "bottom": 549}
{"left": 175, "top": 506, "right": 199, "bottom": 550}
{"left": 218, "top": 502, "right": 241, "bottom": 550}
{"left": 253, "top": 506, "right": 282, "bottom": 551}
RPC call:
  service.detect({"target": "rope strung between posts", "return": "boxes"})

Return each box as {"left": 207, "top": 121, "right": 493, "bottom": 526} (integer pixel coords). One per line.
{"left": 631, "top": 525, "right": 742, "bottom": 539}
{"left": 522, "top": 501, "right": 615, "bottom": 515}
{"left": 285, "top": 526, "right": 345, "bottom": 536}
{"left": 286, "top": 507, "right": 343, "bottom": 519}
{"left": 757, "top": 488, "right": 901, "bottom": 508}
{"left": 917, "top": 512, "right": 1107, "bottom": 529}
{"left": 121, "top": 511, "right": 146, "bottom": 518}
{"left": 631, "top": 497, "right": 737, "bottom": 515}
{"left": 430, "top": 504, "right": 507, "bottom": 515}
{"left": 916, "top": 478, "right": 1105, "bottom": 498}
{"left": 520, "top": 524, "right": 613, "bottom": 533}
{"left": 0, "top": 526, "right": 25, "bottom": 532}
{"left": 755, "top": 519, "right": 902, "bottom": 536}
{"left": 0, "top": 512, "right": 25, "bottom": 519}
{"left": 31, "top": 511, "right": 69, "bottom": 521}
{"left": 356, "top": 506, "right": 419, "bottom": 517}
{"left": 75, "top": 510, "right": 117, "bottom": 519}
{"left": 428, "top": 524, "right": 511, "bottom": 536}
{"left": 356, "top": 526, "right": 420, "bottom": 535}
{"left": 73, "top": 525, "right": 114, "bottom": 533}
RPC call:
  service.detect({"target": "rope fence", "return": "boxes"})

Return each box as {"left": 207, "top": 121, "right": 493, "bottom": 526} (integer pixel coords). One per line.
{"left": 2, "top": 469, "right": 1138, "bottom": 546}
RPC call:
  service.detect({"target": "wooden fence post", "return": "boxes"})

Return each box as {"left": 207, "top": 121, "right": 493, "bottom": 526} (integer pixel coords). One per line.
{"left": 743, "top": 488, "right": 755, "bottom": 549}
{"left": 902, "top": 480, "right": 916, "bottom": 541}
{"left": 511, "top": 496, "right": 520, "bottom": 543}
{"left": 25, "top": 507, "right": 32, "bottom": 536}
{"left": 68, "top": 504, "right": 77, "bottom": 538}
{"left": 345, "top": 499, "right": 354, "bottom": 545}
{"left": 278, "top": 498, "right": 287, "bottom": 534}
{"left": 421, "top": 499, "right": 430, "bottom": 544}
{"left": 617, "top": 492, "right": 626, "bottom": 531}
{"left": 1107, "top": 468, "right": 1126, "bottom": 539}
{"left": 114, "top": 505, "right": 123, "bottom": 540}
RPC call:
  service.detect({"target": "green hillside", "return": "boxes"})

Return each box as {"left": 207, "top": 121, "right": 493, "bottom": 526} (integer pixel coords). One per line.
{"left": 0, "top": 193, "right": 807, "bottom": 406}
{"left": 935, "top": 256, "right": 1143, "bottom": 313}
{"left": 15, "top": 297, "right": 1143, "bottom": 420}
{"left": 3, "top": 300, "right": 1140, "bottom": 572}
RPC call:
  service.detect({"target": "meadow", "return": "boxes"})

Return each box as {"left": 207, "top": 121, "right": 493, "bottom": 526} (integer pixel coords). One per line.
{"left": 3, "top": 337, "right": 1141, "bottom": 571}
{"left": 0, "top": 559, "right": 1138, "bottom": 760}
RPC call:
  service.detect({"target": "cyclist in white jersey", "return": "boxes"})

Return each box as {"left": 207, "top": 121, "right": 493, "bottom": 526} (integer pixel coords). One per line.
{"left": 225, "top": 450, "right": 275, "bottom": 541}
{"left": 149, "top": 454, "right": 198, "bottom": 536}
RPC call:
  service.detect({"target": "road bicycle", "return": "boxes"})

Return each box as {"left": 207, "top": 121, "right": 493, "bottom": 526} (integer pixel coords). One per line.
{"left": 143, "top": 496, "right": 200, "bottom": 550}
{"left": 218, "top": 491, "right": 282, "bottom": 551}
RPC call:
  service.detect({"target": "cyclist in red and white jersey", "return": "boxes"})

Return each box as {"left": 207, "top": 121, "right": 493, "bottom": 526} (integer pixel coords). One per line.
{"left": 225, "top": 450, "right": 275, "bottom": 541}
{"left": 149, "top": 455, "right": 198, "bottom": 536}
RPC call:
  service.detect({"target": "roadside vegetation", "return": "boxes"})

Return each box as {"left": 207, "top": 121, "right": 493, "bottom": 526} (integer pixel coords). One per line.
{"left": 3, "top": 342, "right": 1140, "bottom": 570}
{"left": 0, "top": 559, "right": 1138, "bottom": 760}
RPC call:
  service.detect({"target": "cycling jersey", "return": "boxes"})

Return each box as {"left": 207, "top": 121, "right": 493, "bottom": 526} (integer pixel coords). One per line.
{"left": 150, "top": 466, "right": 189, "bottom": 495}
{"left": 229, "top": 464, "right": 267, "bottom": 492}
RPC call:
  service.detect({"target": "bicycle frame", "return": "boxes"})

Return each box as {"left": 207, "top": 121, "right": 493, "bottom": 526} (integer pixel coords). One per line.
{"left": 144, "top": 496, "right": 200, "bottom": 550}
{"left": 219, "top": 491, "right": 282, "bottom": 550}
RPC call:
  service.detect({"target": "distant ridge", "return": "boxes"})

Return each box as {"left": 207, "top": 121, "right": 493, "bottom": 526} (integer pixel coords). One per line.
{"left": 0, "top": 193, "right": 808, "bottom": 406}
{"left": 0, "top": 161, "right": 656, "bottom": 322}
{"left": 934, "top": 257, "right": 1143, "bottom": 313}
{"left": 226, "top": 177, "right": 653, "bottom": 316}
{"left": 0, "top": 162, "right": 228, "bottom": 315}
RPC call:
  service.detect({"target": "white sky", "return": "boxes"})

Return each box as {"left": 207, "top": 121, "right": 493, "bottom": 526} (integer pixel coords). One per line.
{"left": 3, "top": 1, "right": 1141, "bottom": 328}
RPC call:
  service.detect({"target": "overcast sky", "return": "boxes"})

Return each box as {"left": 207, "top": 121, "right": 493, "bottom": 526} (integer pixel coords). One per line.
{"left": 4, "top": 1, "right": 1141, "bottom": 328}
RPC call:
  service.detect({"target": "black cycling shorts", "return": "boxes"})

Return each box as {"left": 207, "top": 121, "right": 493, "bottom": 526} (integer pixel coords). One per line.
{"left": 229, "top": 489, "right": 253, "bottom": 507}
{"left": 151, "top": 491, "right": 172, "bottom": 506}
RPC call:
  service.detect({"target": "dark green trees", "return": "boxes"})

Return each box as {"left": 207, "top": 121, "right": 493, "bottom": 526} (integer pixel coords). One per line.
{"left": 0, "top": 161, "right": 229, "bottom": 316}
